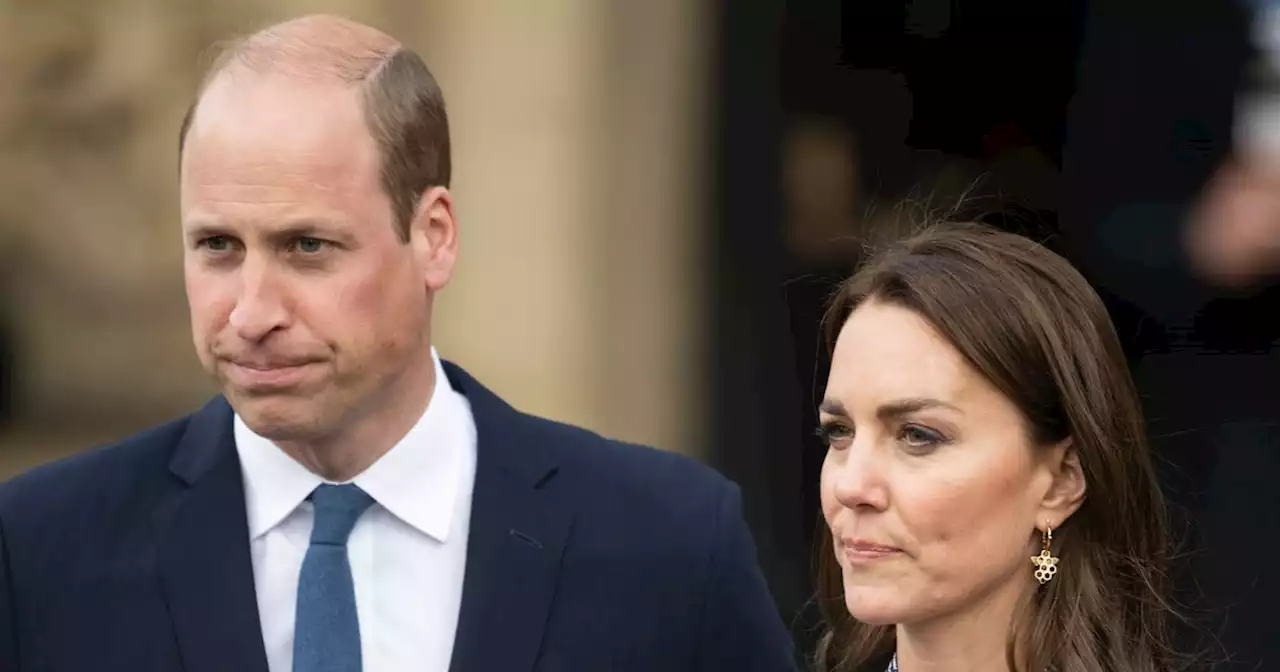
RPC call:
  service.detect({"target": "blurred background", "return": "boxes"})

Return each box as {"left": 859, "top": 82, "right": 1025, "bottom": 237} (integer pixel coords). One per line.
{"left": 3, "top": 0, "right": 1279, "bottom": 666}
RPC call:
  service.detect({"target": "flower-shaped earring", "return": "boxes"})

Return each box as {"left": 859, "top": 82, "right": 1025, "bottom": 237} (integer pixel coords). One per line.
{"left": 1031, "top": 522, "right": 1059, "bottom": 585}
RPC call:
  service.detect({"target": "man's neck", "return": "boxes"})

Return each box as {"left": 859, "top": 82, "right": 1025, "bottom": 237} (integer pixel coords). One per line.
{"left": 278, "top": 351, "right": 439, "bottom": 482}
{"left": 894, "top": 576, "right": 1032, "bottom": 672}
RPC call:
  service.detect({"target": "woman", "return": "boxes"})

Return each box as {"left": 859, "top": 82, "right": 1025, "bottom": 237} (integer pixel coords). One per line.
{"left": 814, "top": 223, "right": 1178, "bottom": 671}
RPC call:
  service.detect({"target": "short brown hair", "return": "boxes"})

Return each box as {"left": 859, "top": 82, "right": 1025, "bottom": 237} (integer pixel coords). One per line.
{"left": 177, "top": 15, "right": 450, "bottom": 241}
{"left": 816, "top": 223, "right": 1179, "bottom": 672}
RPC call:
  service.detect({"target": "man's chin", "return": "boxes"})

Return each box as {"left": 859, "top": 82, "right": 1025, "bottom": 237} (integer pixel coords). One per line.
{"left": 227, "top": 394, "right": 331, "bottom": 442}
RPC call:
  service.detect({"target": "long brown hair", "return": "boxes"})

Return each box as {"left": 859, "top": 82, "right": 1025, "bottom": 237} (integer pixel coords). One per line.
{"left": 815, "top": 223, "right": 1179, "bottom": 672}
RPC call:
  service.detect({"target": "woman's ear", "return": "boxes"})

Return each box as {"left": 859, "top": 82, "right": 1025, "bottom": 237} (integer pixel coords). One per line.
{"left": 1038, "top": 439, "right": 1086, "bottom": 526}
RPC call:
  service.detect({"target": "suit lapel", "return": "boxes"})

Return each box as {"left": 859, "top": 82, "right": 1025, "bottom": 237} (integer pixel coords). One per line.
{"left": 155, "top": 397, "right": 270, "bottom": 672}
{"left": 445, "top": 362, "right": 572, "bottom": 672}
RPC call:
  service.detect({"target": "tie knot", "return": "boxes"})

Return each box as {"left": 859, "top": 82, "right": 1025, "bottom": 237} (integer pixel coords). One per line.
{"left": 308, "top": 484, "right": 375, "bottom": 546}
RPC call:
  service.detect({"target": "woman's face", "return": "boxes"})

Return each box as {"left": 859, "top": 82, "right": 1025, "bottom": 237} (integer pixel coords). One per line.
{"left": 819, "top": 300, "right": 1077, "bottom": 627}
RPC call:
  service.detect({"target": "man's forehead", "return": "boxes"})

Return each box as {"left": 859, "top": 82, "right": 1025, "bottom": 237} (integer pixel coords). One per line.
{"left": 182, "top": 73, "right": 374, "bottom": 174}
{"left": 193, "top": 69, "right": 361, "bottom": 124}
{"left": 179, "top": 72, "right": 383, "bottom": 211}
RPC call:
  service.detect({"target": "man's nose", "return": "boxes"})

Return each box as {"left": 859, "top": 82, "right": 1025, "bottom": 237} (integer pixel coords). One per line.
{"left": 228, "top": 260, "right": 290, "bottom": 342}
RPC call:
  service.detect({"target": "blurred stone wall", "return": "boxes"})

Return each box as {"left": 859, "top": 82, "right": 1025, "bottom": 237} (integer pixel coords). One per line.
{"left": 0, "top": 0, "right": 709, "bottom": 475}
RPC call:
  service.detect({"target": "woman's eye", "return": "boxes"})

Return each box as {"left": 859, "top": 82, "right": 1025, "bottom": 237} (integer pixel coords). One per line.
{"left": 815, "top": 421, "right": 853, "bottom": 448}
{"left": 898, "top": 424, "right": 946, "bottom": 449}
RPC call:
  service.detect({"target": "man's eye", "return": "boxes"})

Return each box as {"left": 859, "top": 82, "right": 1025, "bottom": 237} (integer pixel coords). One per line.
{"left": 295, "top": 237, "right": 327, "bottom": 254}
{"left": 202, "top": 236, "right": 233, "bottom": 252}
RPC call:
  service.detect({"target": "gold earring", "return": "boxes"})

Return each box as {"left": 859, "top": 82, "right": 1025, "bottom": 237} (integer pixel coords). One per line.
{"left": 1030, "top": 523, "right": 1059, "bottom": 585}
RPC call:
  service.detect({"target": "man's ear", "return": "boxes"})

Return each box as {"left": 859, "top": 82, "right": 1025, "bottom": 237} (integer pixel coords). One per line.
{"left": 1038, "top": 439, "right": 1086, "bottom": 528}
{"left": 407, "top": 185, "right": 458, "bottom": 291}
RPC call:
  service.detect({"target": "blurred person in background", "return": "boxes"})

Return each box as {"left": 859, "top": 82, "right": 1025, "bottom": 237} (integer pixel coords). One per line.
{"left": 814, "top": 225, "right": 1178, "bottom": 672}
{"left": 1062, "top": 0, "right": 1280, "bottom": 666}
{"left": 1188, "top": 0, "right": 1280, "bottom": 288}
{"left": 0, "top": 14, "right": 796, "bottom": 672}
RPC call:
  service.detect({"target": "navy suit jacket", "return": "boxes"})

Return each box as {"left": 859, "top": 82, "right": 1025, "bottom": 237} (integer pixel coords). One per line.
{"left": 0, "top": 362, "right": 797, "bottom": 671}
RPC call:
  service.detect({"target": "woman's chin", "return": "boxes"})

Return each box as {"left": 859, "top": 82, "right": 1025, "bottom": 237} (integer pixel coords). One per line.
{"left": 843, "top": 587, "right": 906, "bottom": 626}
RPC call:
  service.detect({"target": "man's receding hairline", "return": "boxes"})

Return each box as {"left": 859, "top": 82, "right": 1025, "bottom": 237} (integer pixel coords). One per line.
{"left": 203, "top": 14, "right": 403, "bottom": 88}
{"left": 182, "top": 14, "right": 409, "bottom": 156}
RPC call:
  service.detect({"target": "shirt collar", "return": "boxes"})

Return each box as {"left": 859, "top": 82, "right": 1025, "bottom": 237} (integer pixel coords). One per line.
{"left": 234, "top": 348, "right": 471, "bottom": 543}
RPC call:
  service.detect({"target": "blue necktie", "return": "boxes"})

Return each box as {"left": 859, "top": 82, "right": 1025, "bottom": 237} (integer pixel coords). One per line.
{"left": 293, "top": 484, "right": 375, "bottom": 672}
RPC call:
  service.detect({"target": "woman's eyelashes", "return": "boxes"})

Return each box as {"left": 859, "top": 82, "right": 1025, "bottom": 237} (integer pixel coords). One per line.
{"left": 815, "top": 419, "right": 950, "bottom": 454}
{"left": 896, "top": 423, "right": 949, "bottom": 453}
{"left": 815, "top": 420, "right": 853, "bottom": 448}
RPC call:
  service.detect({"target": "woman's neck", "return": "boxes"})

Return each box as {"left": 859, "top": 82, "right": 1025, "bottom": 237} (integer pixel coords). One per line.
{"left": 894, "top": 576, "right": 1031, "bottom": 672}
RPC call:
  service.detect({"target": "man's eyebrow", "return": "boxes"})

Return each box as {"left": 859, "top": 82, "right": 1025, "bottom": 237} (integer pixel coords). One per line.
{"left": 182, "top": 218, "right": 346, "bottom": 241}
{"left": 183, "top": 221, "right": 231, "bottom": 241}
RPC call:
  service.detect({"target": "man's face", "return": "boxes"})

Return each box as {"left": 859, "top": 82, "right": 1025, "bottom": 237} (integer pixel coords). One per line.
{"left": 180, "top": 73, "right": 441, "bottom": 442}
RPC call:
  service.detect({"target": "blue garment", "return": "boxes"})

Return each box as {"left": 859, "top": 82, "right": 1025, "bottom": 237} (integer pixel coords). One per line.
{"left": 292, "top": 484, "right": 374, "bottom": 672}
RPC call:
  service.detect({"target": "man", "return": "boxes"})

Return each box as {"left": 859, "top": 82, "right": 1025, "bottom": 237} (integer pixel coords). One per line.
{"left": 0, "top": 15, "right": 797, "bottom": 672}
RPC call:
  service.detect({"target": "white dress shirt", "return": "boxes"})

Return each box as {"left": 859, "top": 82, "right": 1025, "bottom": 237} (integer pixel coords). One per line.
{"left": 234, "top": 349, "right": 476, "bottom": 672}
